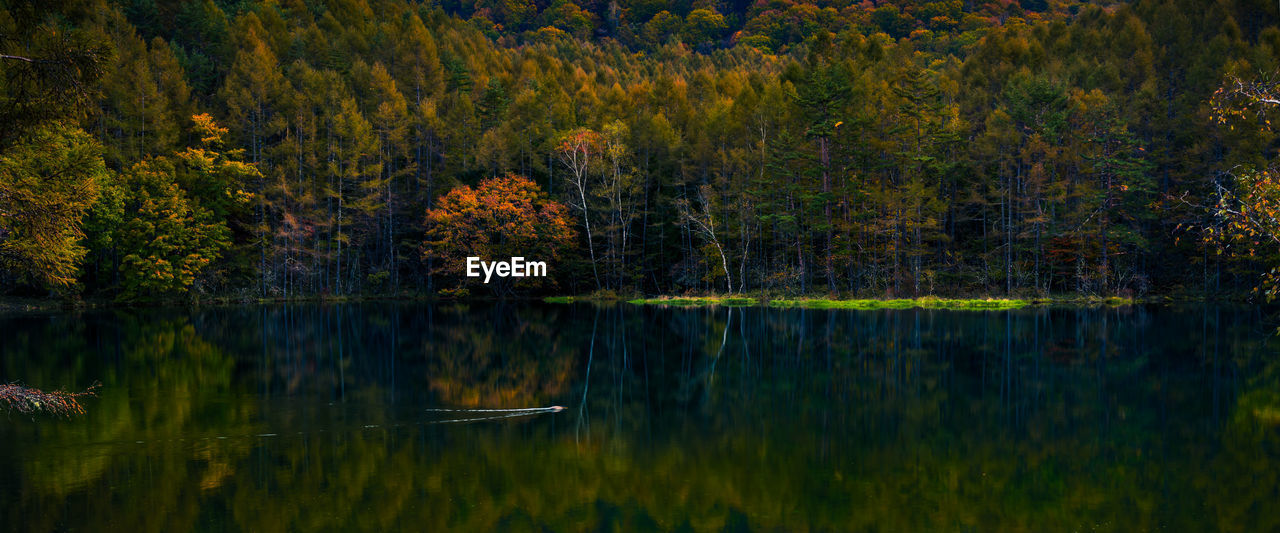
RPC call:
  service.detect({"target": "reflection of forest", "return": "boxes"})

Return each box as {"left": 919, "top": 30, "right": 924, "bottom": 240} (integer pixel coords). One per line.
{"left": 0, "top": 304, "right": 1277, "bottom": 531}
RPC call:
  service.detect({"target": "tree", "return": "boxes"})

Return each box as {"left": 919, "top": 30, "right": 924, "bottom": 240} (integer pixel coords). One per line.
{"left": 678, "top": 185, "right": 733, "bottom": 293}
{"left": 0, "top": 123, "right": 105, "bottom": 290}
{"left": 423, "top": 174, "right": 575, "bottom": 294}
{"left": 792, "top": 59, "right": 850, "bottom": 292}
{"left": 93, "top": 9, "right": 190, "bottom": 167}
{"left": 172, "top": 113, "right": 259, "bottom": 289}
{"left": 557, "top": 128, "right": 604, "bottom": 290}
{"left": 0, "top": 0, "right": 108, "bottom": 149}
{"left": 683, "top": 9, "right": 728, "bottom": 48}
{"left": 1205, "top": 75, "right": 1280, "bottom": 300}
{"left": 219, "top": 16, "right": 286, "bottom": 165}
{"left": 544, "top": 0, "right": 597, "bottom": 39}
{"left": 88, "top": 114, "right": 253, "bottom": 300}
{"left": 108, "top": 157, "right": 232, "bottom": 300}
{"left": 600, "top": 120, "right": 641, "bottom": 290}
{"left": 329, "top": 97, "right": 381, "bottom": 295}
{"left": 173, "top": 114, "right": 258, "bottom": 224}
{"left": 642, "top": 11, "right": 683, "bottom": 47}
{"left": 0, "top": 0, "right": 1252, "bottom": 300}
{"left": 219, "top": 16, "right": 286, "bottom": 295}
{"left": 368, "top": 62, "right": 410, "bottom": 292}
{"left": 1079, "top": 90, "right": 1153, "bottom": 294}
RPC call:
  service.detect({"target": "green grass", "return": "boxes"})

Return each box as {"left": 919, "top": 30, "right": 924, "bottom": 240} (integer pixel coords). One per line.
{"left": 560, "top": 294, "right": 1142, "bottom": 310}
{"left": 628, "top": 296, "right": 1023, "bottom": 309}
{"left": 768, "top": 297, "right": 1029, "bottom": 311}
{"left": 627, "top": 296, "right": 758, "bottom": 307}
{"left": 544, "top": 289, "right": 633, "bottom": 304}
{"left": 1028, "top": 295, "right": 1138, "bottom": 306}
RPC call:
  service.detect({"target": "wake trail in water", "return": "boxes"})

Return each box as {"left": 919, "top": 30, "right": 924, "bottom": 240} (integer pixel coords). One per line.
{"left": 423, "top": 405, "right": 565, "bottom": 423}
{"left": 426, "top": 411, "right": 550, "bottom": 423}
{"left": 425, "top": 406, "right": 565, "bottom": 413}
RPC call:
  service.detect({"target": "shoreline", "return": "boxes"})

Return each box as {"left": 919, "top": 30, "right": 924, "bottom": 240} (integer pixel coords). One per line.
{"left": 547, "top": 294, "right": 1232, "bottom": 310}
{"left": 0, "top": 292, "right": 1249, "bottom": 314}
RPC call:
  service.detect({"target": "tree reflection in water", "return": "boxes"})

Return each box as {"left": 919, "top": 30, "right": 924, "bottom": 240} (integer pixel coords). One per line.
{"left": 0, "top": 303, "right": 1277, "bottom": 531}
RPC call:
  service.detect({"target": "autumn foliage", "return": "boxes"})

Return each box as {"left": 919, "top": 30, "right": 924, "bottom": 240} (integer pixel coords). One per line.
{"left": 0, "top": 382, "right": 98, "bottom": 417}
{"left": 1206, "top": 76, "right": 1280, "bottom": 300}
{"left": 7, "top": 0, "right": 1280, "bottom": 299}
{"left": 423, "top": 174, "right": 575, "bottom": 290}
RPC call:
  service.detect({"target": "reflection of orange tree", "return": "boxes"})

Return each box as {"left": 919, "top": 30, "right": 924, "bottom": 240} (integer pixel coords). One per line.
{"left": 427, "top": 306, "right": 577, "bottom": 407}
{"left": 423, "top": 174, "right": 575, "bottom": 294}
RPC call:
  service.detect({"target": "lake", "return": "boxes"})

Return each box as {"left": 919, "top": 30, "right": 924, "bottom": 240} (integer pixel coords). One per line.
{"left": 1, "top": 303, "right": 1278, "bottom": 531}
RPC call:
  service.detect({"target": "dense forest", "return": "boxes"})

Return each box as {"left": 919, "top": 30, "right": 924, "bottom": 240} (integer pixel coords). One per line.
{"left": 3, "top": 0, "right": 1280, "bottom": 301}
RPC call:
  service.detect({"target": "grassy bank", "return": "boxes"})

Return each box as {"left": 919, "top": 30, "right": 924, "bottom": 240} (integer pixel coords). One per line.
{"left": 626, "top": 296, "right": 759, "bottom": 307}
{"left": 0, "top": 292, "right": 1158, "bottom": 313}
{"left": 0, "top": 297, "right": 73, "bottom": 313}
{"left": 539, "top": 294, "right": 1147, "bottom": 310}
{"left": 767, "top": 297, "right": 1030, "bottom": 310}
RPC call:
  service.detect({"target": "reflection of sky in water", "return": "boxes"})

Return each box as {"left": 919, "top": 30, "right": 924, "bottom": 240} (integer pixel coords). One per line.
{"left": 1, "top": 303, "right": 1278, "bottom": 531}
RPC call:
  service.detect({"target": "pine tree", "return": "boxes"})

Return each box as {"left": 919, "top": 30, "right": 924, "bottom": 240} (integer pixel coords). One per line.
{"left": 791, "top": 58, "right": 850, "bottom": 292}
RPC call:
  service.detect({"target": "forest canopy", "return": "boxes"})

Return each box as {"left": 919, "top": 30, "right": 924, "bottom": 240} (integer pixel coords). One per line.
{"left": 2, "top": 0, "right": 1280, "bottom": 300}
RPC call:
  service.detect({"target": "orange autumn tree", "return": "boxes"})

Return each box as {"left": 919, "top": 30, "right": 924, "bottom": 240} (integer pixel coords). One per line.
{"left": 423, "top": 174, "right": 575, "bottom": 293}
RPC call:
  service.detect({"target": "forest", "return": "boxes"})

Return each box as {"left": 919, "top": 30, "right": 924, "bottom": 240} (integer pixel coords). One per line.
{"left": 4, "top": 0, "right": 1280, "bottom": 301}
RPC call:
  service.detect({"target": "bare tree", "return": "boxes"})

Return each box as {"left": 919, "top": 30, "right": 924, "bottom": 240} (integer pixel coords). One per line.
{"left": 557, "top": 129, "right": 603, "bottom": 290}
{"left": 679, "top": 185, "right": 733, "bottom": 294}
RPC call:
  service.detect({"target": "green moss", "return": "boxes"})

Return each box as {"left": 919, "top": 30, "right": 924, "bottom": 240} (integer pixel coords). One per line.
{"left": 768, "top": 298, "right": 1029, "bottom": 311}
{"left": 919, "top": 298, "right": 1030, "bottom": 310}
{"left": 770, "top": 299, "right": 904, "bottom": 309}
{"left": 542, "top": 296, "right": 576, "bottom": 304}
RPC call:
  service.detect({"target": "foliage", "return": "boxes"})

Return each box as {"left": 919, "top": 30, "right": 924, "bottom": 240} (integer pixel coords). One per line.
{"left": 0, "top": 0, "right": 108, "bottom": 149}
{"left": 424, "top": 174, "right": 575, "bottom": 292}
{"left": 110, "top": 159, "right": 231, "bottom": 299}
{"left": 0, "top": 123, "right": 105, "bottom": 290}
{"left": 89, "top": 114, "right": 251, "bottom": 300}
{"left": 1206, "top": 75, "right": 1280, "bottom": 300}
{"left": 0, "top": 0, "right": 1277, "bottom": 300}
{"left": 0, "top": 382, "right": 98, "bottom": 416}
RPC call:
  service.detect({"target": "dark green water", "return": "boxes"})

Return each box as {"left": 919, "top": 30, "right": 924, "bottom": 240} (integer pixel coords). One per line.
{"left": 2, "top": 303, "right": 1279, "bottom": 531}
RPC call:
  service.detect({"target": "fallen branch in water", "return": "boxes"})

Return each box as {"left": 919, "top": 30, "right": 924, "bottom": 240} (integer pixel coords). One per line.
{"left": 0, "top": 382, "right": 99, "bottom": 416}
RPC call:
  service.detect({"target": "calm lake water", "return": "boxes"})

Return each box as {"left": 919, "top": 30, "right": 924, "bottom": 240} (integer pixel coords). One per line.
{"left": 2, "top": 303, "right": 1279, "bottom": 531}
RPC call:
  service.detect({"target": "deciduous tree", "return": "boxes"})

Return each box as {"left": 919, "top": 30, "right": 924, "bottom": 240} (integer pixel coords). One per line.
{"left": 423, "top": 174, "right": 575, "bottom": 294}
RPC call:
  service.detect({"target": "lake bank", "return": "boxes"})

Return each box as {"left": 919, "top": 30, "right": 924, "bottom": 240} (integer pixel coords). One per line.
{"left": 548, "top": 294, "right": 1154, "bottom": 310}
{"left": 0, "top": 292, "right": 1226, "bottom": 315}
